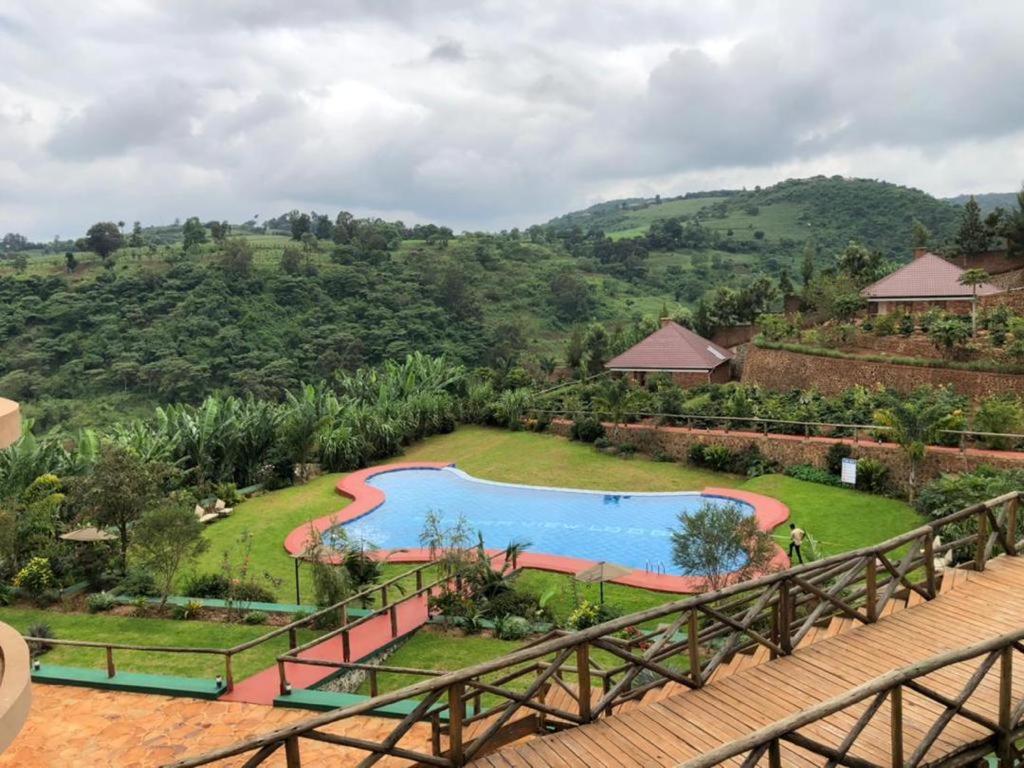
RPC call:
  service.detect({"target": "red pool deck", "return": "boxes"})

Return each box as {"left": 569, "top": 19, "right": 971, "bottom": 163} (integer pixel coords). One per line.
{"left": 284, "top": 462, "right": 790, "bottom": 594}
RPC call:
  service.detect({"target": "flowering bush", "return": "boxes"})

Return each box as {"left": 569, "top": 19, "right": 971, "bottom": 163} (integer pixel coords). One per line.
{"left": 14, "top": 557, "right": 55, "bottom": 602}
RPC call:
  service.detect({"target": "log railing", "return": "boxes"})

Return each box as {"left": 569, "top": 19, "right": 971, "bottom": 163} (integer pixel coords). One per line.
{"left": 165, "top": 491, "right": 1023, "bottom": 768}
{"left": 530, "top": 407, "right": 1024, "bottom": 452}
{"left": 23, "top": 558, "right": 446, "bottom": 692}
{"left": 679, "top": 627, "right": 1024, "bottom": 768}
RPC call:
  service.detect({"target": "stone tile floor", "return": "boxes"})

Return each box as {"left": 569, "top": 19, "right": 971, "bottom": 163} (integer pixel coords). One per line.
{"left": 1, "top": 684, "right": 430, "bottom": 767}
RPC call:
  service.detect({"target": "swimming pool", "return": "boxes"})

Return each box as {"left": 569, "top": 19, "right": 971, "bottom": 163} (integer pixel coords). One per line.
{"left": 325, "top": 466, "right": 756, "bottom": 575}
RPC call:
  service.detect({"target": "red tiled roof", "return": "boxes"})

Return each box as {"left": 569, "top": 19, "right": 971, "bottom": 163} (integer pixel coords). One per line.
{"left": 605, "top": 321, "right": 732, "bottom": 372}
{"left": 861, "top": 253, "right": 1003, "bottom": 300}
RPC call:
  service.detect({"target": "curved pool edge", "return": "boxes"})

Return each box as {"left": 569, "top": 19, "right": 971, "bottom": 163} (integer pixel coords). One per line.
{"left": 283, "top": 463, "right": 791, "bottom": 594}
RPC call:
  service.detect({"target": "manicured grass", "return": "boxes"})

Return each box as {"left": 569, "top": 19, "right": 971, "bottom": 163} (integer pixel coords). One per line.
{"left": 0, "top": 607, "right": 319, "bottom": 680}
{"left": 186, "top": 473, "right": 350, "bottom": 602}
{"left": 401, "top": 425, "right": 744, "bottom": 491}
{"left": 742, "top": 475, "right": 924, "bottom": 560}
{"left": 354, "top": 630, "right": 523, "bottom": 696}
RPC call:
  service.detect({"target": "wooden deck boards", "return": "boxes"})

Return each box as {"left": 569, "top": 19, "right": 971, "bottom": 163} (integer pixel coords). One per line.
{"left": 477, "top": 558, "right": 1024, "bottom": 767}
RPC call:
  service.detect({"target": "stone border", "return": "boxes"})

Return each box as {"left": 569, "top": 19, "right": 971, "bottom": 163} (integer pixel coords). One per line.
{"left": 284, "top": 463, "right": 790, "bottom": 593}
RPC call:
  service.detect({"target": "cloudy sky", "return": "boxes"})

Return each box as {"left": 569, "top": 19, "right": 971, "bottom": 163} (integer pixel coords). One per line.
{"left": 2, "top": 0, "right": 1023, "bottom": 240}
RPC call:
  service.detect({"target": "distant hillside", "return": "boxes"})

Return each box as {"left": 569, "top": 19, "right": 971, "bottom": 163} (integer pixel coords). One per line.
{"left": 548, "top": 176, "right": 962, "bottom": 261}
{"left": 945, "top": 192, "right": 1018, "bottom": 215}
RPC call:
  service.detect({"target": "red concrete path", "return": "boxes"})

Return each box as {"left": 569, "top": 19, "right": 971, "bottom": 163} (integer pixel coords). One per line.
{"left": 220, "top": 592, "right": 432, "bottom": 705}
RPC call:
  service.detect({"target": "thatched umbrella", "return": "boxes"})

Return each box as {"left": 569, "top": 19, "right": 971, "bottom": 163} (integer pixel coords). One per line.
{"left": 60, "top": 527, "right": 117, "bottom": 543}
{"left": 574, "top": 561, "right": 632, "bottom": 604}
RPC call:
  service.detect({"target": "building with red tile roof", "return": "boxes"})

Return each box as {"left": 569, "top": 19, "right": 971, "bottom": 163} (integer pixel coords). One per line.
{"left": 605, "top": 319, "right": 733, "bottom": 386}
{"left": 861, "top": 250, "right": 1003, "bottom": 315}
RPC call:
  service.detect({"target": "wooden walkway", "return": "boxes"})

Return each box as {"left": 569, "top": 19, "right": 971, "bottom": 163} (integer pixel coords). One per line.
{"left": 475, "top": 557, "right": 1024, "bottom": 767}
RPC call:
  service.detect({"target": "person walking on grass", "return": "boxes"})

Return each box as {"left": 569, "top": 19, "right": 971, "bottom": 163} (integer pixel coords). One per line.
{"left": 788, "top": 523, "right": 806, "bottom": 565}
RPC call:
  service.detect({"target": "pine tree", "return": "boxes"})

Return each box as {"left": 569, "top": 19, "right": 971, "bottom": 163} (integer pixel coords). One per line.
{"left": 955, "top": 197, "right": 989, "bottom": 260}
{"left": 800, "top": 242, "right": 815, "bottom": 287}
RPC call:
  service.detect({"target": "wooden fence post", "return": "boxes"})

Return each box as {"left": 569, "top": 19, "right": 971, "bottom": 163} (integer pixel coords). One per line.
{"left": 890, "top": 686, "right": 903, "bottom": 768}
{"left": 224, "top": 654, "right": 234, "bottom": 692}
{"left": 381, "top": 585, "right": 389, "bottom": 607}
{"left": 778, "top": 580, "right": 792, "bottom": 655}
{"left": 998, "top": 646, "right": 1013, "bottom": 767}
{"left": 284, "top": 735, "right": 301, "bottom": 767}
{"left": 923, "top": 534, "right": 936, "bottom": 599}
{"left": 688, "top": 610, "right": 701, "bottom": 686}
{"left": 416, "top": 569, "right": 424, "bottom": 592}
{"left": 342, "top": 630, "right": 351, "bottom": 663}
{"left": 866, "top": 557, "right": 878, "bottom": 622}
{"left": 390, "top": 605, "right": 399, "bottom": 638}
{"left": 975, "top": 509, "right": 989, "bottom": 571}
{"left": 369, "top": 668, "right": 378, "bottom": 698}
{"left": 768, "top": 738, "right": 781, "bottom": 768}
{"left": 1006, "top": 497, "right": 1019, "bottom": 557}
{"left": 576, "top": 644, "right": 592, "bottom": 723}
{"left": 278, "top": 660, "right": 289, "bottom": 696}
{"left": 105, "top": 646, "right": 115, "bottom": 678}
{"left": 448, "top": 682, "right": 465, "bottom": 766}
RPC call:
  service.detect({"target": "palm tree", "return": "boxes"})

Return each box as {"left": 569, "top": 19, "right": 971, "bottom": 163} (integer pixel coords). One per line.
{"left": 959, "top": 268, "right": 990, "bottom": 337}
{"left": 874, "top": 401, "right": 963, "bottom": 500}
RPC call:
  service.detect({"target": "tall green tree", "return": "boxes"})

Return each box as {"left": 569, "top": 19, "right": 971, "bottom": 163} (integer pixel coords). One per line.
{"left": 132, "top": 504, "right": 208, "bottom": 607}
{"left": 182, "top": 217, "right": 208, "bottom": 250}
{"left": 671, "top": 502, "right": 776, "bottom": 591}
{"left": 217, "top": 237, "right": 254, "bottom": 278}
{"left": 911, "top": 219, "right": 931, "bottom": 249}
{"left": 800, "top": 241, "right": 815, "bottom": 287}
{"left": 71, "top": 444, "right": 172, "bottom": 570}
{"left": 85, "top": 222, "right": 124, "bottom": 259}
{"left": 955, "top": 197, "right": 990, "bottom": 261}
{"left": 874, "top": 401, "right": 963, "bottom": 499}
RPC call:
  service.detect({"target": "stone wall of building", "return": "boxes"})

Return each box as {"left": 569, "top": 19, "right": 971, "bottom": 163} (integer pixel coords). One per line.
{"left": 0, "top": 399, "right": 20, "bottom": 450}
{"left": 548, "top": 419, "right": 1024, "bottom": 496}
{"left": 741, "top": 346, "right": 1024, "bottom": 400}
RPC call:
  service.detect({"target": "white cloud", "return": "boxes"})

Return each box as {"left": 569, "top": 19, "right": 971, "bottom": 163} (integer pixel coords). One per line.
{"left": 1, "top": 0, "right": 1023, "bottom": 239}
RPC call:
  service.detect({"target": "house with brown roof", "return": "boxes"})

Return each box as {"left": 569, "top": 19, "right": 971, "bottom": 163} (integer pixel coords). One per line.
{"left": 605, "top": 319, "right": 733, "bottom": 386}
{"left": 861, "top": 249, "right": 1003, "bottom": 315}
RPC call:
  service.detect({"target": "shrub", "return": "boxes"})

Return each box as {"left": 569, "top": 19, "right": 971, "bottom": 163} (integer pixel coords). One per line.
{"left": 872, "top": 313, "right": 898, "bottom": 336}
{"left": 86, "top": 591, "right": 117, "bottom": 613}
{"left": 699, "top": 445, "right": 732, "bottom": 471}
{"left": 915, "top": 467, "right": 1024, "bottom": 519}
{"left": 14, "top": 558, "right": 55, "bottom": 602}
{"left": 570, "top": 416, "right": 605, "bottom": 443}
{"left": 898, "top": 313, "right": 915, "bottom": 337}
{"left": 593, "top": 436, "right": 611, "bottom": 450}
{"left": 855, "top": 458, "right": 890, "bottom": 495}
{"left": 973, "top": 397, "right": 1024, "bottom": 450}
{"left": 494, "top": 615, "right": 531, "bottom": 641}
{"left": 232, "top": 582, "right": 277, "bottom": 603}
{"left": 784, "top": 464, "right": 841, "bottom": 486}
{"left": 0, "top": 584, "right": 11, "bottom": 607}
{"left": 825, "top": 443, "right": 852, "bottom": 475}
{"left": 173, "top": 600, "right": 205, "bottom": 620}
{"left": 484, "top": 590, "right": 542, "bottom": 620}
{"left": 120, "top": 568, "right": 158, "bottom": 597}
{"left": 182, "top": 572, "right": 231, "bottom": 599}
{"left": 567, "top": 600, "right": 601, "bottom": 630}
{"left": 616, "top": 443, "right": 637, "bottom": 458}
{"left": 242, "top": 610, "right": 268, "bottom": 625}
{"left": 25, "top": 622, "right": 55, "bottom": 656}
{"left": 687, "top": 444, "right": 707, "bottom": 465}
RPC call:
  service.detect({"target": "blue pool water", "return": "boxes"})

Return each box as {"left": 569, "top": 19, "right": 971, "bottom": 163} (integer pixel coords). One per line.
{"left": 329, "top": 468, "right": 754, "bottom": 574}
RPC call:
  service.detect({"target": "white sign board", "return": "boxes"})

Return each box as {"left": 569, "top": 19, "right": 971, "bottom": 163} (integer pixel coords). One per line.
{"left": 840, "top": 457, "right": 858, "bottom": 486}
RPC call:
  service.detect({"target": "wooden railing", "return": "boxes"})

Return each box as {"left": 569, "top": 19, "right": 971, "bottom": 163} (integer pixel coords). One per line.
{"left": 531, "top": 407, "right": 1024, "bottom": 452}
{"left": 23, "top": 559, "right": 445, "bottom": 692}
{"left": 679, "top": 628, "right": 1024, "bottom": 768}
{"left": 165, "top": 491, "right": 1023, "bottom": 768}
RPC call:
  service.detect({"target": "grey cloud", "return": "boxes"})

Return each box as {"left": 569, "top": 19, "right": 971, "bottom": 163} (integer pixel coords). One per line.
{"left": 428, "top": 39, "right": 466, "bottom": 62}
{"left": 47, "top": 80, "right": 200, "bottom": 160}
{"left": 2, "top": 0, "right": 1024, "bottom": 239}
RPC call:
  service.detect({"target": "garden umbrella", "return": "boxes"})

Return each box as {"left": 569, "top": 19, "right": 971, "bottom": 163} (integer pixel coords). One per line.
{"left": 574, "top": 561, "right": 632, "bottom": 604}
{"left": 60, "top": 527, "right": 117, "bottom": 542}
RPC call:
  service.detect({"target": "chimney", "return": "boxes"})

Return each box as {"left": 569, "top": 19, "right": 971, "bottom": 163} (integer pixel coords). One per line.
{"left": 660, "top": 317, "right": 673, "bottom": 328}
{"left": 912, "top": 247, "right": 928, "bottom": 260}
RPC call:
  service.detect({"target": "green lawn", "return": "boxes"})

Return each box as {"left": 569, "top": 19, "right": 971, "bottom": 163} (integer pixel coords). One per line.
{"left": 0, "top": 607, "right": 319, "bottom": 680}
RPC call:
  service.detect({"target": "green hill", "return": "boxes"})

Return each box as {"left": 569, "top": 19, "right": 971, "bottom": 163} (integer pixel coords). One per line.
{"left": 0, "top": 177, "right": 974, "bottom": 430}
{"left": 945, "top": 192, "right": 1018, "bottom": 215}
{"left": 549, "top": 176, "right": 962, "bottom": 259}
